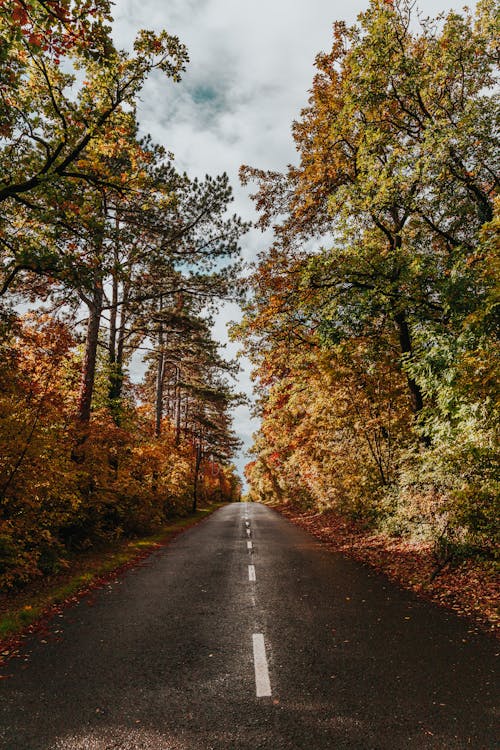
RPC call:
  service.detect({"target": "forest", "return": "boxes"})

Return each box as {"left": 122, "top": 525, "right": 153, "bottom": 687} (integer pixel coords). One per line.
{"left": 236, "top": 0, "right": 499, "bottom": 570}
{"left": 0, "top": 0, "right": 244, "bottom": 590}
{"left": 0, "top": 0, "right": 498, "bottom": 599}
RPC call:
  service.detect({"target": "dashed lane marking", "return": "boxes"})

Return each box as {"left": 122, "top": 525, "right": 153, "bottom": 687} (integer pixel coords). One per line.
{"left": 248, "top": 564, "right": 256, "bottom": 581}
{"left": 247, "top": 541, "right": 253, "bottom": 550}
{"left": 252, "top": 634, "right": 271, "bottom": 697}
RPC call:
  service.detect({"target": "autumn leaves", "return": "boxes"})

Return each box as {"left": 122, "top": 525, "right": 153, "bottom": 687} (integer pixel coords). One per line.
{"left": 236, "top": 0, "right": 499, "bottom": 558}
{"left": 0, "top": 1, "right": 244, "bottom": 587}
{"left": 0, "top": 0, "right": 497, "bottom": 593}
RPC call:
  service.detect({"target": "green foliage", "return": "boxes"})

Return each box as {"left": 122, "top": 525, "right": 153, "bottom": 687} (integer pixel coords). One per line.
{"left": 0, "top": 2, "right": 243, "bottom": 590}
{"left": 238, "top": 0, "right": 499, "bottom": 560}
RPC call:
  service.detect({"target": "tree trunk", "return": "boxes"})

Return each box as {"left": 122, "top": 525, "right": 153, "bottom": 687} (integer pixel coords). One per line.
{"left": 107, "top": 269, "right": 121, "bottom": 422}
{"left": 77, "top": 283, "right": 104, "bottom": 425}
{"left": 109, "top": 271, "right": 118, "bottom": 366}
{"left": 192, "top": 440, "right": 202, "bottom": 513}
{"left": 108, "top": 244, "right": 130, "bottom": 423}
{"left": 72, "top": 282, "right": 103, "bottom": 464}
{"left": 394, "top": 311, "right": 424, "bottom": 414}
{"left": 154, "top": 295, "right": 166, "bottom": 438}
{"left": 155, "top": 355, "right": 165, "bottom": 438}
{"left": 114, "top": 280, "right": 129, "bottom": 399}
{"left": 175, "top": 367, "right": 182, "bottom": 446}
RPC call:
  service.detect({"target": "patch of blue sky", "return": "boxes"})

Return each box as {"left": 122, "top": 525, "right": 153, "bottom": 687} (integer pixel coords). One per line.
{"left": 183, "top": 81, "right": 234, "bottom": 133}
{"left": 191, "top": 83, "right": 224, "bottom": 109}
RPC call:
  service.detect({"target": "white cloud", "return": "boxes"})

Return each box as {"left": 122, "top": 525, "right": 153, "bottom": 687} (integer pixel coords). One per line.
{"left": 111, "top": 0, "right": 464, "bottom": 482}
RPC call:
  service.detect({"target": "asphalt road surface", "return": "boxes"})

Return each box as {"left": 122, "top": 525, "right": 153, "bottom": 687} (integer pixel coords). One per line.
{"left": 0, "top": 502, "right": 498, "bottom": 749}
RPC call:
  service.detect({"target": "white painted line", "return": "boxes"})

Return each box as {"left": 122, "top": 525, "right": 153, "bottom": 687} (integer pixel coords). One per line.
{"left": 247, "top": 540, "right": 253, "bottom": 550}
{"left": 246, "top": 528, "right": 251, "bottom": 536}
{"left": 252, "top": 634, "right": 271, "bottom": 697}
{"left": 245, "top": 521, "right": 250, "bottom": 527}
{"left": 248, "top": 564, "right": 256, "bottom": 581}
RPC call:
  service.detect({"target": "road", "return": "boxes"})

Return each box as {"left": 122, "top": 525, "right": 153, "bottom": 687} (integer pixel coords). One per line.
{"left": 0, "top": 502, "right": 497, "bottom": 749}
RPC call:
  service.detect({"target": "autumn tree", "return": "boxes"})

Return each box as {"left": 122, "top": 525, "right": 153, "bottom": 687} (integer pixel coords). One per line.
{"left": 101, "top": 169, "right": 246, "bottom": 423}
{"left": 141, "top": 299, "right": 243, "bottom": 511}
{"left": 0, "top": 4, "right": 245, "bottom": 587}
{"left": 237, "top": 0, "right": 499, "bottom": 552}
{"left": 0, "top": 4, "right": 188, "bottom": 297}
{"left": 0, "top": 312, "right": 80, "bottom": 585}
{"left": 241, "top": 0, "right": 498, "bottom": 416}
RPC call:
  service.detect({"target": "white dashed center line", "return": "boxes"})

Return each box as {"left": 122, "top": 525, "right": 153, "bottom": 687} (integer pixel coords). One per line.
{"left": 241, "top": 509, "right": 272, "bottom": 698}
{"left": 252, "top": 633, "right": 271, "bottom": 697}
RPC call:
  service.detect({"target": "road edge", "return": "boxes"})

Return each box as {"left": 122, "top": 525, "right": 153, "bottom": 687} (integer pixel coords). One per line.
{"left": 0, "top": 503, "right": 228, "bottom": 664}
{"left": 269, "top": 502, "right": 499, "bottom": 639}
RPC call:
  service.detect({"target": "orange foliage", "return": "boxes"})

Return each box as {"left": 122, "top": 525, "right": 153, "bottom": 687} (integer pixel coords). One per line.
{"left": 0, "top": 313, "right": 239, "bottom": 590}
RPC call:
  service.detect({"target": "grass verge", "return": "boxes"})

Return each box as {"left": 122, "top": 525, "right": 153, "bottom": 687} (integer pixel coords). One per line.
{"left": 0, "top": 504, "right": 226, "bottom": 653}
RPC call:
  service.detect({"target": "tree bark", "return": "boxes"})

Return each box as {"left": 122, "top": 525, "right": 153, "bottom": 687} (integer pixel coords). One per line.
{"left": 107, "top": 268, "right": 121, "bottom": 422}
{"left": 115, "top": 280, "right": 129, "bottom": 395}
{"left": 394, "top": 311, "right": 424, "bottom": 414}
{"left": 108, "top": 233, "right": 129, "bottom": 422}
{"left": 175, "top": 367, "right": 182, "bottom": 446}
{"left": 77, "top": 282, "right": 104, "bottom": 425}
{"left": 155, "top": 300, "right": 165, "bottom": 439}
{"left": 192, "top": 440, "right": 202, "bottom": 513}
{"left": 109, "top": 270, "right": 118, "bottom": 366}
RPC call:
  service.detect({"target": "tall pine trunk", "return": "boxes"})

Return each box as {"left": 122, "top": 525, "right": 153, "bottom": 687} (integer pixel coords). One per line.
{"left": 108, "top": 268, "right": 129, "bottom": 423}
{"left": 175, "top": 366, "right": 182, "bottom": 446}
{"left": 72, "top": 281, "right": 103, "bottom": 463}
{"left": 77, "top": 282, "right": 104, "bottom": 425}
{"left": 192, "top": 440, "right": 202, "bottom": 513}
{"left": 155, "top": 298, "right": 165, "bottom": 439}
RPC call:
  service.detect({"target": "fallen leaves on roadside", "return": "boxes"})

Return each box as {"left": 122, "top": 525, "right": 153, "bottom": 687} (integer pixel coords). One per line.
{"left": 276, "top": 504, "right": 499, "bottom": 637}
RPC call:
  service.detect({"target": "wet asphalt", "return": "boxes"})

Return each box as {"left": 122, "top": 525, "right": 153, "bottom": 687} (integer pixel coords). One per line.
{"left": 0, "top": 502, "right": 498, "bottom": 749}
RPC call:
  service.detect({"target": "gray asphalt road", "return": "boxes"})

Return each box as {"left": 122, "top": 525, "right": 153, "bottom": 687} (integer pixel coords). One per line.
{"left": 0, "top": 503, "right": 498, "bottom": 749}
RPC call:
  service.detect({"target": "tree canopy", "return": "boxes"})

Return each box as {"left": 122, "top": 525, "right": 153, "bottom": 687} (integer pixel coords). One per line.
{"left": 236, "top": 0, "right": 499, "bottom": 559}
{"left": 0, "top": 1, "right": 244, "bottom": 588}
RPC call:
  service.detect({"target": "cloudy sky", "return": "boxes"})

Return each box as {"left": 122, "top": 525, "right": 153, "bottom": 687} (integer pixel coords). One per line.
{"left": 111, "top": 0, "right": 460, "bottom": 482}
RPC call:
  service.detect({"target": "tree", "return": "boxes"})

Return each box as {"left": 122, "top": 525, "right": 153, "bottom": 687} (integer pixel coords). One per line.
{"left": 102, "top": 169, "right": 246, "bottom": 422}
{"left": 237, "top": 0, "right": 499, "bottom": 553}
{"left": 240, "top": 0, "right": 498, "bottom": 416}
{"left": 141, "top": 301, "right": 243, "bottom": 512}
{"left": 0, "top": 7, "right": 188, "bottom": 296}
{"left": 0, "top": 1, "right": 245, "bottom": 588}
